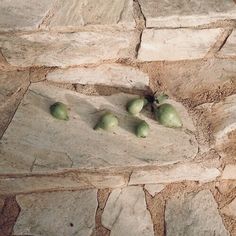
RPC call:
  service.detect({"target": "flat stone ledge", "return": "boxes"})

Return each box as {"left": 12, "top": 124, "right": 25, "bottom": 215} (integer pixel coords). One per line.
{"left": 139, "top": 0, "right": 236, "bottom": 28}
{"left": 218, "top": 30, "right": 236, "bottom": 58}
{"left": 0, "top": 30, "right": 139, "bottom": 67}
{"left": 46, "top": 64, "right": 149, "bottom": 90}
{"left": 138, "top": 28, "right": 223, "bottom": 61}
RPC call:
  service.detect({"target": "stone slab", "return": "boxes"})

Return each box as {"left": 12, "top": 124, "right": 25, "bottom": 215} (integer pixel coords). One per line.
{"left": 221, "top": 165, "right": 236, "bottom": 180}
{"left": 46, "top": 64, "right": 149, "bottom": 89}
{"left": 221, "top": 197, "right": 236, "bottom": 218}
{"left": 165, "top": 190, "right": 230, "bottom": 236}
{"left": 138, "top": 28, "right": 223, "bottom": 61}
{"left": 101, "top": 186, "right": 154, "bottom": 236}
{"left": 144, "top": 184, "right": 165, "bottom": 196}
{"left": 219, "top": 30, "right": 236, "bottom": 58}
{"left": 14, "top": 189, "right": 97, "bottom": 236}
{"left": 0, "top": 82, "right": 198, "bottom": 175}
{"left": 0, "top": 0, "right": 54, "bottom": 31}
{"left": 139, "top": 0, "right": 236, "bottom": 28}
{"left": 0, "top": 31, "right": 139, "bottom": 67}
{"left": 48, "top": 0, "right": 135, "bottom": 30}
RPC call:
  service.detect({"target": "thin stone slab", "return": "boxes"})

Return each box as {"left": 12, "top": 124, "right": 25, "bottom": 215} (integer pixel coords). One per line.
{"left": 48, "top": 0, "right": 135, "bottom": 30}
{"left": 139, "top": 0, "right": 236, "bottom": 28}
{"left": 46, "top": 64, "right": 149, "bottom": 89}
{"left": 0, "top": 31, "right": 139, "bottom": 67}
{"left": 165, "top": 190, "right": 230, "bottom": 236}
{"left": 221, "top": 165, "right": 236, "bottom": 180}
{"left": 0, "top": 83, "right": 198, "bottom": 174}
{"left": 219, "top": 30, "right": 236, "bottom": 58}
{"left": 0, "top": 0, "right": 54, "bottom": 31}
{"left": 138, "top": 28, "right": 223, "bottom": 61}
{"left": 102, "top": 186, "right": 154, "bottom": 236}
{"left": 144, "top": 184, "right": 165, "bottom": 196}
{"left": 14, "top": 190, "right": 97, "bottom": 236}
{"left": 221, "top": 197, "right": 236, "bottom": 218}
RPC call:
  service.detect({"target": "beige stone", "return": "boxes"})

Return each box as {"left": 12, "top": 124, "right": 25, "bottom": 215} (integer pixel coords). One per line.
{"left": 144, "top": 184, "right": 165, "bottom": 196}
{"left": 48, "top": 0, "right": 135, "bottom": 30}
{"left": 102, "top": 186, "right": 154, "bottom": 236}
{"left": 221, "top": 197, "right": 236, "bottom": 218}
{"left": 46, "top": 64, "right": 149, "bottom": 89}
{"left": 219, "top": 30, "right": 236, "bottom": 58}
{"left": 0, "top": 0, "right": 54, "bottom": 31}
{"left": 138, "top": 28, "right": 223, "bottom": 61}
{"left": 129, "top": 163, "right": 220, "bottom": 185}
{"left": 14, "top": 190, "right": 98, "bottom": 236}
{"left": 139, "top": 0, "right": 236, "bottom": 28}
{"left": 221, "top": 165, "right": 236, "bottom": 180}
{"left": 165, "top": 190, "right": 230, "bottom": 236}
{"left": 0, "top": 31, "right": 139, "bottom": 67}
{"left": 0, "top": 83, "right": 197, "bottom": 175}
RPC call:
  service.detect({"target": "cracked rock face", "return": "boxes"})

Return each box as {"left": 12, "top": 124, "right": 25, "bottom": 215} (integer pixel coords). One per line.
{"left": 102, "top": 186, "right": 154, "bottom": 236}
{"left": 165, "top": 190, "right": 230, "bottom": 236}
{"left": 14, "top": 190, "right": 98, "bottom": 236}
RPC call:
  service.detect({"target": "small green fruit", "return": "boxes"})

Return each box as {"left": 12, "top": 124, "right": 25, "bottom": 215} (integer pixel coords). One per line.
{"left": 135, "top": 120, "right": 150, "bottom": 138}
{"left": 94, "top": 113, "right": 118, "bottom": 131}
{"left": 50, "top": 102, "right": 69, "bottom": 120}
{"left": 127, "top": 98, "right": 144, "bottom": 115}
{"left": 154, "top": 103, "right": 182, "bottom": 128}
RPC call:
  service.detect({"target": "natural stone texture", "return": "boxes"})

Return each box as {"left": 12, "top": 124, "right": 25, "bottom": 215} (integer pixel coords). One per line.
{"left": 221, "top": 165, "right": 236, "bottom": 180}
{"left": 129, "top": 163, "right": 220, "bottom": 185}
{"left": 155, "top": 59, "right": 236, "bottom": 106}
{"left": 14, "top": 190, "right": 98, "bottom": 236}
{"left": 165, "top": 190, "right": 230, "bottom": 236}
{"left": 144, "top": 184, "right": 165, "bottom": 196}
{"left": 102, "top": 186, "right": 154, "bottom": 236}
{"left": 138, "top": 28, "right": 223, "bottom": 61}
{"left": 0, "top": 70, "right": 30, "bottom": 138}
{"left": 0, "top": 0, "right": 54, "bottom": 31}
{"left": 221, "top": 197, "right": 236, "bottom": 218}
{"left": 219, "top": 30, "right": 236, "bottom": 58}
{"left": 46, "top": 64, "right": 149, "bottom": 89}
{"left": 0, "top": 83, "right": 197, "bottom": 174}
{"left": 48, "top": 0, "right": 135, "bottom": 30}
{"left": 0, "top": 31, "right": 139, "bottom": 67}
{"left": 139, "top": 0, "right": 236, "bottom": 28}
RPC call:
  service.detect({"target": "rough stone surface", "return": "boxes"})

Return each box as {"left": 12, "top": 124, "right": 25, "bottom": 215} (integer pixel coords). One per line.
{"left": 48, "top": 0, "right": 135, "bottom": 30}
{"left": 14, "top": 190, "right": 98, "bottom": 236}
{"left": 221, "top": 165, "right": 236, "bottom": 180}
{"left": 144, "top": 184, "right": 165, "bottom": 196}
{"left": 129, "top": 163, "right": 220, "bottom": 185}
{"left": 138, "top": 28, "right": 223, "bottom": 61}
{"left": 139, "top": 0, "right": 236, "bottom": 28}
{"left": 221, "top": 197, "right": 236, "bottom": 218}
{"left": 219, "top": 30, "right": 236, "bottom": 58}
{"left": 0, "top": 83, "right": 197, "bottom": 174}
{"left": 46, "top": 64, "right": 149, "bottom": 89}
{"left": 102, "top": 186, "right": 154, "bottom": 236}
{"left": 165, "top": 190, "right": 230, "bottom": 236}
{"left": 0, "top": 31, "right": 139, "bottom": 67}
{"left": 0, "top": 0, "right": 54, "bottom": 31}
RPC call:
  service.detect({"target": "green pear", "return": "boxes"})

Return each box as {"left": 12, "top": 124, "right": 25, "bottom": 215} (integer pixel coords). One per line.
{"left": 94, "top": 113, "right": 118, "bottom": 131}
{"left": 50, "top": 102, "right": 69, "bottom": 121}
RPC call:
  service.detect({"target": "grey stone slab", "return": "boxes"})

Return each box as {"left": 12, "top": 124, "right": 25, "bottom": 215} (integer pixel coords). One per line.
{"left": 0, "top": 31, "right": 139, "bottom": 67}
{"left": 219, "top": 30, "right": 236, "bottom": 58}
{"left": 138, "top": 28, "right": 223, "bottom": 61}
{"left": 139, "top": 0, "right": 236, "bottom": 28}
{"left": 14, "top": 189, "right": 97, "bottom": 236}
{"left": 144, "top": 184, "right": 165, "bottom": 196}
{"left": 102, "top": 186, "right": 154, "bottom": 236}
{"left": 165, "top": 190, "right": 230, "bottom": 236}
{"left": 0, "top": 83, "right": 198, "bottom": 174}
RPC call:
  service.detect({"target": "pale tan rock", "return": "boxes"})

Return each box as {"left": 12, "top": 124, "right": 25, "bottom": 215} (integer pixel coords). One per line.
{"left": 14, "top": 190, "right": 98, "bottom": 236}
{"left": 139, "top": 0, "right": 236, "bottom": 28}
{"left": 165, "top": 190, "right": 230, "bottom": 236}
{"left": 0, "top": 83, "right": 197, "bottom": 175}
{"left": 219, "top": 30, "right": 236, "bottom": 58}
{"left": 129, "top": 163, "right": 220, "bottom": 185}
{"left": 46, "top": 64, "right": 149, "bottom": 89}
{"left": 102, "top": 186, "right": 154, "bottom": 236}
{"left": 144, "top": 184, "right": 165, "bottom": 196}
{"left": 48, "top": 0, "right": 135, "bottom": 30}
{"left": 0, "top": 0, "right": 54, "bottom": 31}
{"left": 221, "top": 165, "right": 236, "bottom": 180}
{"left": 138, "top": 28, "right": 223, "bottom": 61}
{"left": 0, "top": 31, "right": 139, "bottom": 67}
{"left": 221, "top": 197, "right": 236, "bottom": 218}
